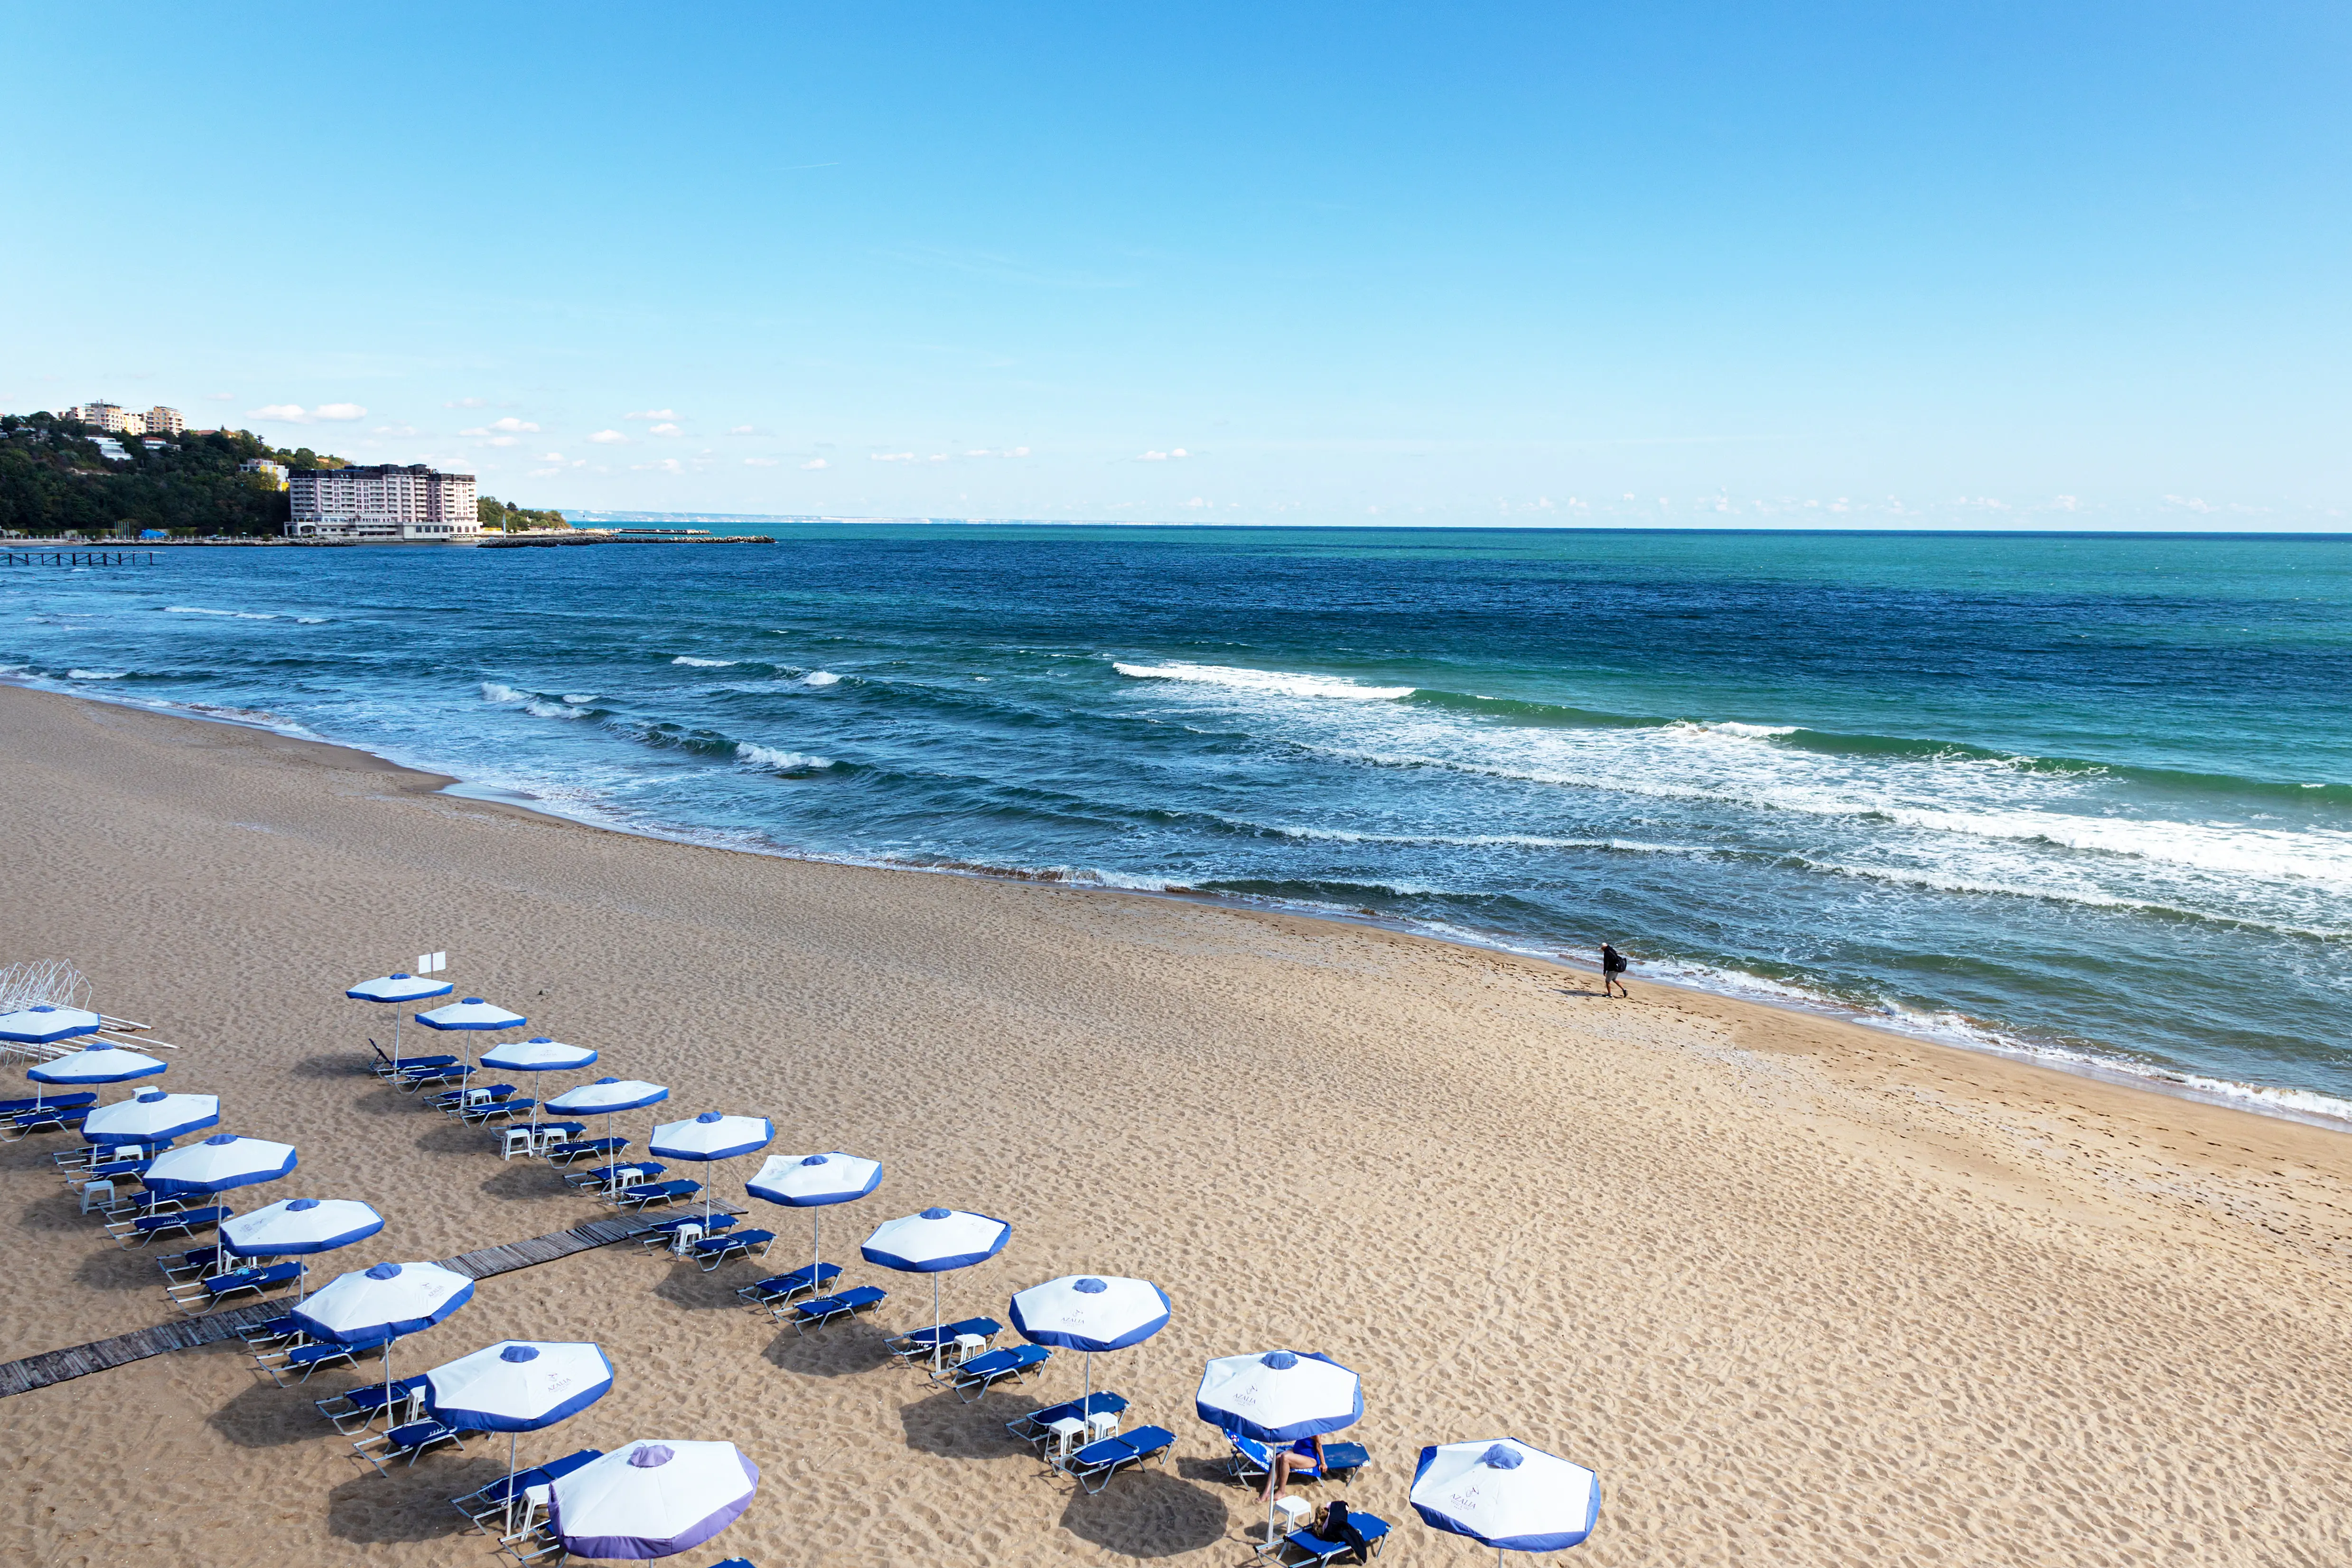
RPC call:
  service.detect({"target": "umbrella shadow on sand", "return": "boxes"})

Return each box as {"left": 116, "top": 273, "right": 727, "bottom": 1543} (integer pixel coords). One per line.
{"left": 651, "top": 1256, "right": 753, "bottom": 1312}
{"left": 894, "top": 1381, "right": 1035, "bottom": 1463}
{"left": 208, "top": 1378, "right": 328, "bottom": 1449}
{"left": 474, "top": 1160, "right": 580, "bottom": 1204}
{"left": 1056, "top": 1465, "right": 1230, "bottom": 1557}
{"left": 762, "top": 1323, "right": 894, "bottom": 1379}
{"left": 412, "top": 1120, "right": 490, "bottom": 1156}
{"left": 327, "top": 1456, "right": 504, "bottom": 1544}
{"left": 289, "top": 1052, "right": 362, "bottom": 1081}
{"left": 72, "top": 1239, "right": 162, "bottom": 1292}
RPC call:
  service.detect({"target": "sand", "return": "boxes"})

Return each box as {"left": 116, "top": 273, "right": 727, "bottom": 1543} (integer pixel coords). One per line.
{"left": 0, "top": 681, "right": 2346, "bottom": 1568}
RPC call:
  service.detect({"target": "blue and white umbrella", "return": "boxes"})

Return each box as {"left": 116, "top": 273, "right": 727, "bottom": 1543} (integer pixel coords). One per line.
{"left": 1010, "top": 1274, "right": 1171, "bottom": 1410}
{"left": 744, "top": 1150, "right": 881, "bottom": 1290}
{"left": 481, "top": 1038, "right": 600, "bottom": 1127}
{"left": 861, "top": 1207, "right": 1012, "bottom": 1369}
{"left": 346, "top": 971, "right": 455, "bottom": 1068}
{"left": 426, "top": 1338, "right": 616, "bottom": 1532}
{"left": 80, "top": 1088, "right": 218, "bottom": 1147}
{"left": 30, "top": 1043, "right": 166, "bottom": 1086}
{"left": 221, "top": 1197, "right": 385, "bottom": 1298}
{"left": 650, "top": 1112, "right": 774, "bottom": 1223}
{"left": 547, "top": 1078, "right": 670, "bottom": 1176}
{"left": 0, "top": 1003, "right": 103, "bottom": 1046}
{"left": 141, "top": 1132, "right": 298, "bottom": 1196}
{"left": 549, "top": 1438, "right": 759, "bottom": 1562}
{"left": 415, "top": 997, "right": 528, "bottom": 1073}
{"left": 1198, "top": 1349, "right": 1364, "bottom": 1542}
{"left": 295, "top": 1259, "right": 476, "bottom": 1415}
{"left": 1410, "top": 1438, "right": 1601, "bottom": 1561}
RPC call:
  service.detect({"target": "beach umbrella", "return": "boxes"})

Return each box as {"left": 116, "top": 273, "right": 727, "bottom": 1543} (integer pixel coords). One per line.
{"left": 1409, "top": 1438, "right": 1602, "bottom": 1562}
{"left": 141, "top": 1132, "right": 297, "bottom": 1196}
{"left": 860, "top": 1207, "right": 1011, "bottom": 1372}
{"left": 648, "top": 1112, "right": 774, "bottom": 1223}
{"left": 1010, "top": 1274, "right": 1171, "bottom": 1413}
{"left": 414, "top": 997, "right": 527, "bottom": 1073}
{"left": 1197, "top": 1349, "right": 1364, "bottom": 1545}
{"left": 481, "top": 1038, "right": 600, "bottom": 1128}
{"left": 547, "top": 1078, "right": 670, "bottom": 1182}
{"left": 743, "top": 1150, "right": 881, "bottom": 1292}
{"left": 346, "top": 971, "right": 455, "bottom": 1068}
{"left": 0, "top": 1003, "right": 103, "bottom": 1046}
{"left": 220, "top": 1197, "right": 384, "bottom": 1300}
{"left": 295, "top": 1260, "right": 475, "bottom": 1421}
{"left": 548, "top": 1438, "right": 759, "bottom": 1561}
{"left": 27, "top": 1043, "right": 166, "bottom": 1111}
{"left": 425, "top": 1339, "right": 615, "bottom": 1534}
{"left": 80, "top": 1088, "right": 218, "bottom": 1147}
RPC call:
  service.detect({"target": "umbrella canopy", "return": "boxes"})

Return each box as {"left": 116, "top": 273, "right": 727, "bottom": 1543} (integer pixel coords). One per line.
{"left": 295, "top": 1260, "right": 475, "bottom": 1343}
{"left": 346, "top": 972, "right": 455, "bottom": 1004}
{"left": 221, "top": 1197, "right": 385, "bottom": 1258}
{"left": 481, "top": 1037, "right": 599, "bottom": 1073}
{"left": 647, "top": 1112, "right": 774, "bottom": 1164}
{"left": 1011, "top": 1275, "right": 1171, "bottom": 1353}
{"left": 415, "top": 997, "right": 527, "bottom": 1031}
{"left": 548, "top": 1078, "right": 671, "bottom": 1117}
{"left": 28, "top": 1044, "right": 167, "bottom": 1085}
{"left": 81, "top": 1089, "right": 218, "bottom": 1147}
{"left": 1409, "top": 1439, "right": 1601, "bottom": 1554}
{"left": 141, "top": 1133, "right": 298, "bottom": 1196}
{"left": 860, "top": 1208, "right": 1011, "bottom": 1274}
{"left": 0, "top": 1004, "right": 103, "bottom": 1045}
{"left": 549, "top": 1438, "right": 760, "bottom": 1561}
{"left": 745, "top": 1151, "right": 882, "bottom": 1208}
{"left": 424, "top": 1339, "right": 615, "bottom": 1432}
{"left": 1196, "top": 1349, "right": 1363, "bottom": 1443}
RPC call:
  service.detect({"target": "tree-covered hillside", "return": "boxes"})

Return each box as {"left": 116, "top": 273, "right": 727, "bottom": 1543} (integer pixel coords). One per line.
{"left": 0, "top": 414, "right": 336, "bottom": 536}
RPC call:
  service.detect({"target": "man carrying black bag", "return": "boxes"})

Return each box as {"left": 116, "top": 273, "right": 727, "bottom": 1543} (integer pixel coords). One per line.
{"left": 1600, "top": 941, "right": 1630, "bottom": 999}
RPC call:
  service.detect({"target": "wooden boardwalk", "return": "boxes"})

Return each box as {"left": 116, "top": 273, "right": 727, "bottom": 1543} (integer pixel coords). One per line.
{"left": 0, "top": 1204, "right": 737, "bottom": 1400}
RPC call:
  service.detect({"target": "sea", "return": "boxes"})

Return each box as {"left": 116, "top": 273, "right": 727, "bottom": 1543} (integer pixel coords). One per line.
{"left": 7, "top": 525, "right": 2349, "bottom": 1126}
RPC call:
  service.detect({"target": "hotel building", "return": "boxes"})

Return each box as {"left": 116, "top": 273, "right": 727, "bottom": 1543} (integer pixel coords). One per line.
{"left": 286, "top": 463, "right": 480, "bottom": 541}
{"left": 63, "top": 401, "right": 183, "bottom": 436}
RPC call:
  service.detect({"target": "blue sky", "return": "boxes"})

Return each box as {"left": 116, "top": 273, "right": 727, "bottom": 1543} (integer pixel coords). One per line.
{"left": 4, "top": 3, "right": 2344, "bottom": 527}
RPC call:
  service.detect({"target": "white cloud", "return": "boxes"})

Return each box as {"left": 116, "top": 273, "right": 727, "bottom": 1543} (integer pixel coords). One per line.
{"left": 528, "top": 467, "right": 561, "bottom": 478}
{"left": 539, "top": 452, "right": 565, "bottom": 461}
{"left": 928, "top": 453, "right": 948, "bottom": 462}
{"left": 744, "top": 457, "right": 779, "bottom": 467}
{"left": 1010, "top": 446, "right": 1029, "bottom": 457}
{"left": 963, "top": 449, "right": 993, "bottom": 457}
{"left": 315, "top": 403, "right": 366, "bottom": 420}
{"left": 1138, "top": 448, "right": 1189, "bottom": 461}
{"left": 648, "top": 421, "right": 682, "bottom": 437}
{"left": 485, "top": 436, "right": 521, "bottom": 447}
{"left": 1182, "top": 496, "right": 1208, "bottom": 508}
{"left": 801, "top": 457, "right": 829, "bottom": 470}
{"left": 870, "top": 451, "right": 915, "bottom": 462}
{"left": 589, "top": 429, "right": 629, "bottom": 445}
{"left": 728, "top": 425, "right": 754, "bottom": 435}
{"left": 445, "top": 397, "right": 488, "bottom": 409}
{"left": 372, "top": 424, "right": 419, "bottom": 437}
{"left": 247, "top": 404, "right": 311, "bottom": 422}
{"left": 624, "top": 408, "right": 678, "bottom": 421}
{"left": 487, "top": 417, "right": 539, "bottom": 433}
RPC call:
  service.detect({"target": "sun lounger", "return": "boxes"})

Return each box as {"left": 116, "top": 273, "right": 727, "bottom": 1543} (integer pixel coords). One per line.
{"left": 785, "top": 1284, "right": 888, "bottom": 1335}
{"left": 565, "top": 1157, "right": 660, "bottom": 1190}
{"left": 398, "top": 1061, "right": 474, "bottom": 1093}
{"left": 110, "top": 1204, "right": 229, "bottom": 1248}
{"left": 1280, "top": 1508, "right": 1393, "bottom": 1565}
{"left": 373, "top": 1045, "right": 457, "bottom": 1078}
{"left": 353, "top": 1417, "right": 468, "bottom": 1475}
{"left": 258, "top": 1331, "right": 390, "bottom": 1387}
{"left": 635, "top": 1212, "right": 738, "bottom": 1249}
{"left": 0, "top": 1091, "right": 94, "bottom": 1117}
{"left": 1009, "top": 1391, "right": 1129, "bottom": 1445}
{"left": 737, "top": 1261, "right": 842, "bottom": 1313}
{"left": 496, "top": 1526, "right": 569, "bottom": 1567}
{"left": 949, "top": 1343, "right": 1051, "bottom": 1401}
{"left": 462, "top": 1095, "right": 537, "bottom": 1127}
{"left": 1064, "top": 1423, "right": 1175, "bottom": 1493}
{"left": 1226, "top": 1435, "right": 1370, "bottom": 1488}
{"left": 691, "top": 1227, "right": 775, "bottom": 1270}
{"left": 78, "top": 1157, "right": 157, "bottom": 1188}
{"left": 167, "top": 1260, "right": 304, "bottom": 1314}
{"left": 452, "top": 1446, "right": 604, "bottom": 1533}
{"left": 158, "top": 1244, "right": 223, "bottom": 1282}
{"left": 433, "top": 1081, "right": 514, "bottom": 1113}
{"left": 1, "top": 1104, "right": 91, "bottom": 1139}
{"left": 545, "top": 1135, "right": 628, "bottom": 1168}
{"left": 1314, "top": 1442, "right": 1369, "bottom": 1484}
{"left": 317, "top": 1373, "right": 429, "bottom": 1434}
{"left": 613, "top": 1178, "right": 699, "bottom": 1211}
{"left": 889, "top": 1316, "right": 1004, "bottom": 1368}
{"left": 237, "top": 1314, "right": 309, "bottom": 1349}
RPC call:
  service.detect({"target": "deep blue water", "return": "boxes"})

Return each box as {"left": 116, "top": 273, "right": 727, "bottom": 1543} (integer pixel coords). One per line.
{"left": 8, "top": 526, "right": 2350, "bottom": 1121}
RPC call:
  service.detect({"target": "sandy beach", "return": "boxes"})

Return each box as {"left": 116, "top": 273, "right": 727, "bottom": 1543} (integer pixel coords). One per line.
{"left": 0, "top": 681, "right": 2347, "bottom": 1568}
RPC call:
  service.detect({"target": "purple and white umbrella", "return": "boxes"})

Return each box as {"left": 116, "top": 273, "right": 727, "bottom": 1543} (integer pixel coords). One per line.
{"left": 1410, "top": 1438, "right": 1601, "bottom": 1561}
{"left": 346, "top": 971, "right": 455, "bottom": 1067}
{"left": 548, "top": 1438, "right": 759, "bottom": 1560}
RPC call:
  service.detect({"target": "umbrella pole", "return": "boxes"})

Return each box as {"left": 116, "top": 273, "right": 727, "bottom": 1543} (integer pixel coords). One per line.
{"left": 811, "top": 1210, "right": 821, "bottom": 1284}
{"left": 932, "top": 1274, "right": 943, "bottom": 1375}
{"left": 383, "top": 1337, "right": 397, "bottom": 1426}
{"left": 504, "top": 1428, "right": 520, "bottom": 1538}
{"left": 391, "top": 1010, "right": 401, "bottom": 1071}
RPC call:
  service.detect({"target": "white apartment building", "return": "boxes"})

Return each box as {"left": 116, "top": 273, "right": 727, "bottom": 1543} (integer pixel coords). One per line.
{"left": 143, "top": 405, "right": 184, "bottom": 436}
{"left": 286, "top": 463, "right": 480, "bottom": 541}
{"left": 240, "top": 458, "right": 290, "bottom": 490}
{"left": 63, "top": 401, "right": 182, "bottom": 436}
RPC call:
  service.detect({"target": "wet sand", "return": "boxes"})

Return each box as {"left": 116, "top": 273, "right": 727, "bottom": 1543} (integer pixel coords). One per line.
{"left": 0, "top": 682, "right": 2347, "bottom": 1568}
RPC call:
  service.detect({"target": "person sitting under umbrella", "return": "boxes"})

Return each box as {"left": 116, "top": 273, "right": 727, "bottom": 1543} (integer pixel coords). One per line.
{"left": 1264, "top": 1432, "right": 1327, "bottom": 1505}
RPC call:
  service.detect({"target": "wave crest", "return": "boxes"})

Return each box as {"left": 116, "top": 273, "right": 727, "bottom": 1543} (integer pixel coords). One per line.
{"left": 1114, "top": 661, "right": 1413, "bottom": 701}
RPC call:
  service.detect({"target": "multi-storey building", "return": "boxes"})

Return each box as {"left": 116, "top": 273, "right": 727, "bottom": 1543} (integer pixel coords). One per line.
{"left": 240, "top": 458, "right": 290, "bottom": 490}
{"left": 142, "top": 405, "right": 184, "bottom": 436}
{"left": 60, "top": 401, "right": 182, "bottom": 436}
{"left": 286, "top": 464, "right": 480, "bottom": 541}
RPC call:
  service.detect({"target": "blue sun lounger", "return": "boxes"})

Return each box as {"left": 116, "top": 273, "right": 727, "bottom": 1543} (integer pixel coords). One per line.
{"left": 889, "top": 1316, "right": 1004, "bottom": 1368}
{"left": 692, "top": 1228, "right": 775, "bottom": 1269}
{"left": 462, "top": 1095, "right": 537, "bottom": 1127}
{"left": 567, "top": 1158, "right": 662, "bottom": 1191}
{"left": 614, "top": 1178, "right": 700, "bottom": 1211}
{"left": 452, "top": 1446, "right": 604, "bottom": 1533}
{"left": 111, "top": 1204, "right": 230, "bottom": 1248}
{"left": 167, "top": 1260, "right": 303, "bottom": 1314}
{"left": 1063, "top": 1423, "right": 1176, "bottom": 1492}
{"left": 373, "top": 1045, "right": 458, "bottom": 1077}
{"left": 1281, "top": 1509, "right": 1393, "bottom": 1565}
{"left": 158, "top": 1245, "right": 223, "bottom": 1282}
{"left": 433, "top": 1081, "right": 513, "bottom": 1114}
{"left": 635, "top": 1212, "right": 738, "bottom": 1248}
{"left": 317, "top": 1373, "right": 429, "bottom": 1434}
{"left": 238, "top": 1314, "right": 309, "bottom": 1350}
{"left": 950, "top": 1343, "right": 1050, "bottom": 1401}
{"left": 546, "top": 1135, "right": 628, "bottom": 1167}
{"left": 1009, "top": 1391, "right": 1129, "bottom": 1446}
{"left": 398, "top": 1060, "right": 473, "bottom": 1093}
{"left": 786, "top": 1284, "right": 888, "bottom": 1335}
{"left": 1227, "top": 1434, "right": 1371, "bottom": 1487}
{"left": 0, "top": 1092, "right": 94, "bottom": 1117}
{"left": 259, "top": 1330, "right": 391, "bottom": 1386}
{"left": 2, "top": 1103, "right": 91, "bottom": 1139}
{"left": 353, "top": 1416, "right": 468, "bottom": 1475}
{"left": 737, "top": 1262, "right": 842, "bottom": 1312}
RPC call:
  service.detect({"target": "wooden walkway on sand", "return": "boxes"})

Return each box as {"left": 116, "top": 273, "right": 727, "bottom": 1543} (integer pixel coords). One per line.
{"left": 0, "top": 1206, "right": 734, "bottom": 1400}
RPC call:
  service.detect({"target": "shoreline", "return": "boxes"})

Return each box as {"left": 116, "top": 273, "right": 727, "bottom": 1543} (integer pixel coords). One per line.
{"left": 23, "top": 673, "right": 2350, "bottom": 1140}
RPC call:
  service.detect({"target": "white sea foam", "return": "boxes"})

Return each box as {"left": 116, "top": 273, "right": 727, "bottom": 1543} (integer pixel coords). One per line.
{"left": 164, "top": 606, "right": 280, "bottom": 620}
{"left": 560, "top": 693, "right": 599, "bottom": 706}
{"left": 294, "top": 616, "right": 329, "bottom": 625}
{"left": 736, "top": 742, "right": 833, "bottom": 772}
{"left": 480, "top": 682, "right": 526, "bottom": 703}
{"left": 66, "top": 669, "right": 127, "bottom": 679}
{"left": 672, "top": 656, "right": 737, "bottom": 668}
{"left": 803, "top": 671, "right": 841, "bottom": 686}
{"left": 523, "top": 700, "right": 590, "bottom": 719}
{"left": 1114, "top": 661, "right": 1414, "bottom": 700}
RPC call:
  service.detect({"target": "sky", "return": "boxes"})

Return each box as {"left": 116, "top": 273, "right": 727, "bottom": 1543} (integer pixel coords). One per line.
{"left": 3, "top": 2, "right": 2345, "bottom": 529}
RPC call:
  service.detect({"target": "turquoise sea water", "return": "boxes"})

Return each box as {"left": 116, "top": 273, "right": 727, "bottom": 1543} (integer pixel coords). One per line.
{"left": 7, "top": 526, "right": 2349, "bottom": 1122}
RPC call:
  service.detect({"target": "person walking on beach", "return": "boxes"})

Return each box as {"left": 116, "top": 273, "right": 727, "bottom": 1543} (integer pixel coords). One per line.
{"left": 1600, "top": 942, "right": 1630, "bottom": 998}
